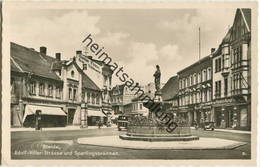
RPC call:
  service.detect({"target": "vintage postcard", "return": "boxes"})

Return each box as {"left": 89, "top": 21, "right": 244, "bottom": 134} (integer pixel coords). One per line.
{"left": 1, "top": 1, "right": 258, "bottom": 166}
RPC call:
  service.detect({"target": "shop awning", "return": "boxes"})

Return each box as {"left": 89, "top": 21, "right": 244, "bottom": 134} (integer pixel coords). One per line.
{"left": 23, "top": 105, "right": 66, "bottom": 122}
{"left": 87, "top": 110, "right": 106, "bottom": 117}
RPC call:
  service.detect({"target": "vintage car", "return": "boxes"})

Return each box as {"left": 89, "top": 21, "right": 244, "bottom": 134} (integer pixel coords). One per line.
{"left": 203, "top": 121, "right": 215, "bottom": 131}
{"left": 117, "top": 115, "right": 129, "bottom": 131}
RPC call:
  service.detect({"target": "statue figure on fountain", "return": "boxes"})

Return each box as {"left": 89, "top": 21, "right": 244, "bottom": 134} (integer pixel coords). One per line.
{"left": 153, "top": 65, "right": 162, "bottom": 101}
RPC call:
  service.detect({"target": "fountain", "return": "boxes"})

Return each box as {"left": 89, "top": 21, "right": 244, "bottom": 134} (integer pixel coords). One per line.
{"left": 119, "top": 65, "right": 199, "bottom": 141}
{"left": 77, "top": 65, "right": 246, "bottom": 150}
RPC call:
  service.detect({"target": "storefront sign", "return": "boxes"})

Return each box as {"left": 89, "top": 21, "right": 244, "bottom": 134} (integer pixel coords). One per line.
{"left": 213, "top": 98, "right": 233, "bottom": 105}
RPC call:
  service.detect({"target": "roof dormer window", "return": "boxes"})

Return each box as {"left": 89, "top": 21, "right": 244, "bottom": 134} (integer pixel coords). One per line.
{"left": 71, "top": 70, "right": 75, "bottom": 78}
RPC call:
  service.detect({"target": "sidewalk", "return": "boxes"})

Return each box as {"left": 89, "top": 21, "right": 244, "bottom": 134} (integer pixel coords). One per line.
{"left": 190, "top": 127, "right": 251, "bottom": 134}
{"left": 11, "top": 124, "right": 117, "bottom": 132}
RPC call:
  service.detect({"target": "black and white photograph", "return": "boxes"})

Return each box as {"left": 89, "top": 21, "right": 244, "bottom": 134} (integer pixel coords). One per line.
{"left": 1, "top": 1, "right": 258, "bottom": 166}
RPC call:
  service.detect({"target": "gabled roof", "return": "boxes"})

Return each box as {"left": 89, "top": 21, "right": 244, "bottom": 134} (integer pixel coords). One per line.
{"left": 161, "top": 75, "right": 179, "bottom": 101}
{"left": 177, "top": 55, "right": 211, "bottom": 74}
{"left": 71, "top": 61, "right": 101, "bottom": 91}
{"left": 222, "top": 27, "right": 232, "bottom": 44}
{"left": 112, "top": 84, "right": 125, "bottom": 92}
{"left": 82, "top": 72, "right": 101, "bottom": 91}
{"left": 11, "top": 42, "right": 61, "bottom": 81}
{"left": 240, "top": 8, "right": 251, "bottom": 31}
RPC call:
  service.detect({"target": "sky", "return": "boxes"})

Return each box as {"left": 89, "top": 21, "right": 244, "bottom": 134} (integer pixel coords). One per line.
{"left": 7, "top": 7, "right": 236, "bottom": 86}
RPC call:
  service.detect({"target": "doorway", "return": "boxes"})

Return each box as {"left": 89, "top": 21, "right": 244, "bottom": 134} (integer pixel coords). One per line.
{"left": 67, "top": 109, "right": 76, "bottom": 125}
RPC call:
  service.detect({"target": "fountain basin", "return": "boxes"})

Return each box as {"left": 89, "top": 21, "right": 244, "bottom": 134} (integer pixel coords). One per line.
{"left": 120, "top": 126, "right": 199, "bottom": 141}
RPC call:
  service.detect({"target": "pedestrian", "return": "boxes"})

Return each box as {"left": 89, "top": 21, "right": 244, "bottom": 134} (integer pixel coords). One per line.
{"left": 98, "top": 120, "right": 102, "bottom": 129}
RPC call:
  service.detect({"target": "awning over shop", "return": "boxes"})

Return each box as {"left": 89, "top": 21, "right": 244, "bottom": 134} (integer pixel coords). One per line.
{"left": 23, "top": 105, "right": 66, "bottom": 122}
{"left": 87, "top": 110, "right": 106, "bottom": 117}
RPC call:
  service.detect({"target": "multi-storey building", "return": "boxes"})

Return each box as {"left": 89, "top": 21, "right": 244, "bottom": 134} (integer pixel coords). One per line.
{"left": 161, "top": 75, "right": 179, "bottom": 117}
{"left": 11, "top": 43, "right": 66, "bottom": 127}
{"left": 111, "top": 83, "right": 144, "bottom": 114}
{"left": 11, "top": 42, "right": 108, "bottom": 128}
{"left": 74, "top": 51, "right": 113, "bottom": 123}
{"left": 177, "top": 54, "right": 213, "bottom": 126}
{"left": 124, "top": 95, "right": 149, "bottom": 116}
{"left": 212, "top": 8, "right": 251, "bottom": 130}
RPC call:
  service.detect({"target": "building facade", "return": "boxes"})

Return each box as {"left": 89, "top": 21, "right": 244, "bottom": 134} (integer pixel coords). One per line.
{"left": 11, "top": 42, "right": 110, "bottom": 128}
{"left": 111, "top": 83, "right": 144, "bottom": 115}
{"left": 177, "top": 55, "right": 213, "bottom": 126}
{"left": 212, "top": 8, "right": 251, "bottom": 130}
{"left": 11, "top": 43, "right": 67, "bottom": 127}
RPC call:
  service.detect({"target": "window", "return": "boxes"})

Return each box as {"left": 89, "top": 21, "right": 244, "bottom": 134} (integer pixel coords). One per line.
{"left": 190, "top": 75, "right": 193, "bottom": 86}
{"left": 204, "top": 90, "right": 207, "bottom": 102}
{"left": 193, "top": 73, "right": 200, "bottom": 85}
{"left": 29, "top": 81, "right": 36, "bottom": 95}
{"left": 203, "top": 69, "right": 207, "bottom": 82}
{"left": 207, "top": 68, "right": 212, "bottom": 80}
{"left": 58, "top": 70, "right": 61, "bottom": 76}
{"left": 215, "top": 58, "right": 221, "bottom": 72}
{"left": 69, "top": 88, "right": 72, "bottom": 100}
{"left": 92, "top": 93, "right": 95, "bottom": 104}
{"left": 96, "top": 94, "right": 100, "bottom": 104}
{"left": 193, "top": 73, "right": 197, "bottom": 85}
{"left": 11, "top": 77, "right": 15, "bottom": 94}
{"left": 197, "top": 92, "right": 201, "bottom": 103}
{"left": 47, "top": 85, "right": 53, "bottom": 97}
{"left": 39, "top": 83, "right": 45, "bottom": 96}
{"left": 215, "top": 81, "right": 221, "bottom": 98}
{"left": 83, "top": 64, "right": 88, "bottom": 70}
{"left": 71, "top": 70, "right": 75, "bottom": 78}
{"left": 140, "top": 103, "right": 143, "bottom": 110}
{"left": 87, "top": 93, "right": 90, "bottom": 103}
{"left": 56, "top": 86, "right": 61, "bottom": 99}
{"left": 224, "top": 78, "right": 228, "bottom": 96}
{"left": 197, "top": 73, "right": 201, "bottom": 83}
{"left": 73, "top": 89, "right": 77, "bottom": 101}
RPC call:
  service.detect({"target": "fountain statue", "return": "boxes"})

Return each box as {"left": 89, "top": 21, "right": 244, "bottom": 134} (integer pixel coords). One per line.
{"left": 119, "top": 65, "right": 199, "bottom": 141}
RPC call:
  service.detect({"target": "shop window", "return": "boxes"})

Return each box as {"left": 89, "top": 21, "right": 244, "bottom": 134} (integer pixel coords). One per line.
{"left": 240, "top": 108, "right": 248, "bottom": 127}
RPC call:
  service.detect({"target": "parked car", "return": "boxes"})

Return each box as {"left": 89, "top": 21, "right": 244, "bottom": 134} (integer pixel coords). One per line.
{"left": 117, "top": 115, "right": 129, "bottom": 131}
{"left": 203, "top": 121, "right": 215, "bottom": 131}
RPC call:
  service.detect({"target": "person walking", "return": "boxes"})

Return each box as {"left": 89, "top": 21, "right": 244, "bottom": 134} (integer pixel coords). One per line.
{"left": 98, "top": 120, "right": 102, "bottom": 129}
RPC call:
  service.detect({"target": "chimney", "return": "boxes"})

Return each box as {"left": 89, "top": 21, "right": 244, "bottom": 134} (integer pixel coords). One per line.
{"left": 211, "top": 48, "right": 216, "bottom": 54}
{"left": 55, "top": 53, "right": 61, "bottom": 61}
{"left": 76, "top": 50, "right": 82, "bottom": 56}
{"left": 40, "top": 46, "right": 47, "bottom": 55}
